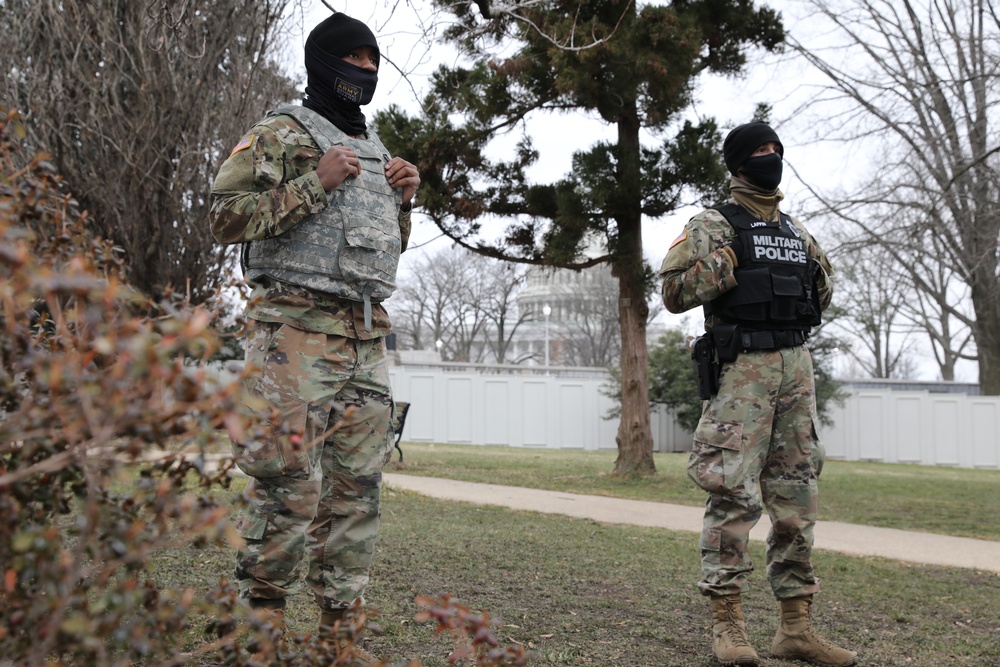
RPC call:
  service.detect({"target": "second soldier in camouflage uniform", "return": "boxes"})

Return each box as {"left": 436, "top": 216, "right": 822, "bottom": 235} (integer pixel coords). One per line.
{"left": 659, "top": 121, "right": 856, "bottom": 667}
{"left": 209, "top": 12, "right": 419, "bottom": 664}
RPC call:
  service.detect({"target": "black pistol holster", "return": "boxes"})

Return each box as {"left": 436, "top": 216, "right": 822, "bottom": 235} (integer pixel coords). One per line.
{"left": 691, "top": 333, "right": 721, "bottom": 400}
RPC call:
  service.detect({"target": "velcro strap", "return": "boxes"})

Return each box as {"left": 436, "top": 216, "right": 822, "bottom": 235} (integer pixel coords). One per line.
{"left": 361, "top": 284, "right": 379, "bottom": 333}
{"left": 363, "top": 292, "right": 373, "bottom": 333}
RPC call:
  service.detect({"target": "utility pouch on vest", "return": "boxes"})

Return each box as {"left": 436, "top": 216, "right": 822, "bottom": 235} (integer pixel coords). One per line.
{"left": 711, "top": 323, "right": 742, "bottom": 363}
{"left": 691, "top": 333, "right": 721, "bottom": 401}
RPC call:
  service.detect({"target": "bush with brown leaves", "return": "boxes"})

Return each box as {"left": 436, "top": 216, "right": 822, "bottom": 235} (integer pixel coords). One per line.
{"left": 0, "top": 107, "right": 529, "bottom": 667}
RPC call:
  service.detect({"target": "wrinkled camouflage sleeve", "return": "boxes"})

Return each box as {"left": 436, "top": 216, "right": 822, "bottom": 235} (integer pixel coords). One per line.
{"left": 398, "top": 205, "right": 411, "bottom": 253}
{"left": 658, "top": 209, "right": 739, "bottom": 314}
{"left": 791, "top": 215, "right": 835, "bottom": 312}
{"left": 209, "top": 122, "right": 329, "bottom": 244}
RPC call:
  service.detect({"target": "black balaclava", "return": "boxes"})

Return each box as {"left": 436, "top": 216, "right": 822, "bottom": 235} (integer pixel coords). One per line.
{"left": 303, "top": 13, "right": 380, "bottom": 136}
{"left": 723, "top": 121, "right": 784, "bottom": 190}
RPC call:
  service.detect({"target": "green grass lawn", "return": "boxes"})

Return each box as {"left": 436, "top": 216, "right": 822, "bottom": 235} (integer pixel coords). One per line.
{"left": 387, "top": 443, "right": 1000, "bottom": 540}
{"left": 368, "top": 489, "right": 1000, "bottom": 667}
{"left": 164, "top": 482, "right": 1000, "bottom": 667}
{"left": 148, "top": 442, "right": 1000, "bottom": 666}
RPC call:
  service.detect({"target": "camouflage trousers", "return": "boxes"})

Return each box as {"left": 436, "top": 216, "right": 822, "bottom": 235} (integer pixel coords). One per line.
{"left": 687, "top": 345, "right": 825, "bottom": 600}
{"left": 231, "top": 320, "right": 395, "bottom": 612}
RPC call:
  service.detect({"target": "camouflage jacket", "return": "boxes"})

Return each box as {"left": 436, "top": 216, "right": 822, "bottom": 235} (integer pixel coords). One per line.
{"left": 658, "top": 186, "right": 833, "bottom": 330}
{"left": 209, "top": 111, "right": 412, "bottom": 339}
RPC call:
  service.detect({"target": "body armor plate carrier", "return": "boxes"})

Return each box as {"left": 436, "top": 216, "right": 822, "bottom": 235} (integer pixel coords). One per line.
{"left": 705, "top": 202, "right": 821, "bottom": 333}
{"left": 244, "top": 104, "right": 403, "bottom": 330}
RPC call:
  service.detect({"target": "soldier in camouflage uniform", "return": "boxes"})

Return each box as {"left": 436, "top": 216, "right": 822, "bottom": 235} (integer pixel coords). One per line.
{"left": 208, "top": 12, "right": 419, "bottom": 662}
{"left": 659, "top": 122, "right": 856, "bottom": 667}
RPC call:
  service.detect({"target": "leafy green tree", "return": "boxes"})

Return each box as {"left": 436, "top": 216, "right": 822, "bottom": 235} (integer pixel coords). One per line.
{"left": 375, "top": 0, "right": 783, "bottom": 475}
{"left": 603, "top": 328, "right": 701, "bottom": 433}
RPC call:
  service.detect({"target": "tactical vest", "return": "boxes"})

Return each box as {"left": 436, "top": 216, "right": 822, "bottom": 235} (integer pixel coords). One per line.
{"left": 244, "top": 104, "right": 402, "bottom": 330}
{"left": 705, "top": 203, "right": 821, "bottom": 331}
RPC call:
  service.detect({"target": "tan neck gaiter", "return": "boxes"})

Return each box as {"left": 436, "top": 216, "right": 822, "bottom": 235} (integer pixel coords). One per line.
{"left": 730, "top": 175, "right": 784, "bottom": 221}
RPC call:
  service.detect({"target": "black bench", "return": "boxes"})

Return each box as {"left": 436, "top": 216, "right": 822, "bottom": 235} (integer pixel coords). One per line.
{"left": 391, "top": 401, "right": 410, "bottom": 462}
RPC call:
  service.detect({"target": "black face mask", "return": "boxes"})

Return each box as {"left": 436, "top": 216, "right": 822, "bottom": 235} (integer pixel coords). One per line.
{"left": 303, "top": 40, "right": 378, "bottom": 135}
{"left": 742, "top": 153, "right": 783, "bottom": 190}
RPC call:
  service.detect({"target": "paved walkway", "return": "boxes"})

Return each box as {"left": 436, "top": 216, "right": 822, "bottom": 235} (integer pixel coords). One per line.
{"left": 384, "top": 473, "right": 1000, "bottom": 574}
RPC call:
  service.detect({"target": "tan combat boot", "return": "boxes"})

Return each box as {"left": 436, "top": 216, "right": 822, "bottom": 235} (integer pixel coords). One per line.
{"left": 771, "top": 596, "right": 858, "bottom": 666}
{"left": 254, "top": 607, "right": 287, "bottom": 635}
{"left": 319, "top": 608, "right": 380, "bottom": 666}
{"left": 709, "top": 595, "right": 760, "bottom": 666}
{"left": 246, "top": 599, "right": 287, "bottom": 661}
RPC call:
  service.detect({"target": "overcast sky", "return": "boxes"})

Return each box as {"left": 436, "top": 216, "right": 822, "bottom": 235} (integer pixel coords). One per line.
{"left": 277, "top": 0, "right": 976, "bottom": 382}
{"left": 286, "top": 1, "right": 846, "bottom": 258}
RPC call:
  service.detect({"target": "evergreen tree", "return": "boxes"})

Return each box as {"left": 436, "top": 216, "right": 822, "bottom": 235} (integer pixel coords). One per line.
{"left": 375, "top": 0, "right": 783, "bottom": 475}
{"left": 647, "top": 329, "right": 703, "bottom": 433}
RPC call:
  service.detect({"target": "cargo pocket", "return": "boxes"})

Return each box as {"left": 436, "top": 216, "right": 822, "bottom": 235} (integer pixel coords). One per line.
{"left": 234, "top": 512, "right": 268, "bottom": 542}
{"left": 687, "top": 420, "right": 747, "bottom": 494}
{"left": 233, "top": 512, "right": 271, "bottom": 582}
{"left": 232, "top": 323, "right": 313, "bottom": 478}
{"left": 232, "top": 388, "right": 311, "bottom": 478}
{"left": 700, "top": 525, "right": 724, "bottom": 570}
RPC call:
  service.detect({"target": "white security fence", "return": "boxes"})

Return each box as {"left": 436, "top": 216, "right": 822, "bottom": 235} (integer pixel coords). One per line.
{"left": 389, "top": 363, "right": 1000, "bottom": 470}
{"left": 822, "top": 390, "right": 1000, "bottom": 468}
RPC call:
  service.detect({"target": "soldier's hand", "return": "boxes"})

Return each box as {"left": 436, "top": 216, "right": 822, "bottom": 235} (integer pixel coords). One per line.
{"left": 384, "top": 157, "right": 420, "bottom": 206}
{"left": 316, "top": 145, "right": 361, "bottom": 191}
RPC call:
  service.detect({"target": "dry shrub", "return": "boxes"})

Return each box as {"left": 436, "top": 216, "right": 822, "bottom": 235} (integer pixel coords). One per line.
{"left": 0, "top": 103, "right": 253, "bottom": 666}
{"left": 0, "top": 107, "right": 529, "bottom": 667}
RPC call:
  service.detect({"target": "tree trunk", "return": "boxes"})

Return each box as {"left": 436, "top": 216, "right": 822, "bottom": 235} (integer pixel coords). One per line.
{"left": 971, "top": 267, "right": 1000, "bottom": 395}
{"left": 611, "top": 108, "right": 655, "bottom": 477}
{"left": 613, "top": 267, "right": 655, "bottom": 476}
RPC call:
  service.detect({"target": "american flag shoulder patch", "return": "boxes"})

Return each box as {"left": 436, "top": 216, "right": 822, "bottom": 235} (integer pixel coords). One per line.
{"left": 229, "top": 134, "right": 255, "bottom": 157}
{"left": 669, "top": 229, "right": 688, "bottom": 249}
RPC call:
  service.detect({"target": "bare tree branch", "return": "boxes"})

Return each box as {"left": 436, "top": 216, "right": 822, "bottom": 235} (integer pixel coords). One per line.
{"left": 786, "top": 0, "right": 1000, "bottom": 391}
{"left": 1, "top": 0, "right": 302, "bottom": 303}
